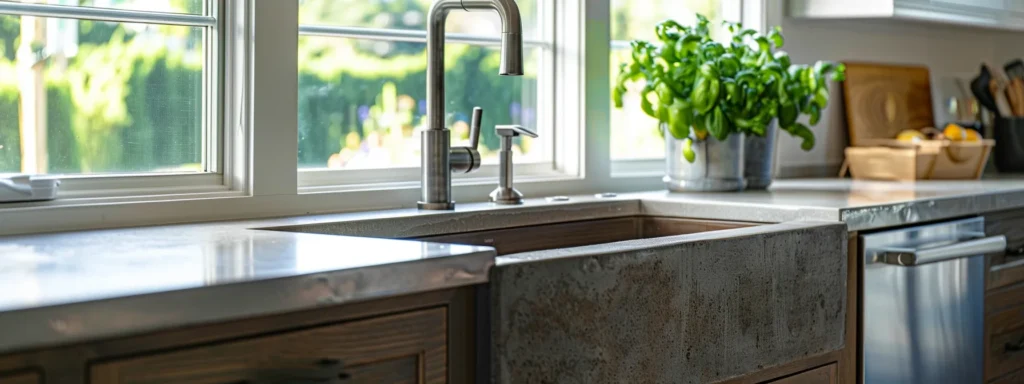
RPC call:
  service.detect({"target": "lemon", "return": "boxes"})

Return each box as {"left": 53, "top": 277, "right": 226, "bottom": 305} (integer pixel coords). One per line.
{"left": 943, "top": 124, "right": 980, "bottom": 142}
{"left": 896, "top": 129, "right": 925, "bottom": 142}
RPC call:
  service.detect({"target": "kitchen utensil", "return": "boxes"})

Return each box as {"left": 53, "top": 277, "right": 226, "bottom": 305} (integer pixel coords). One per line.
{"left": 948, "top": 97, "right": 981, "bottom": 123}
{"left": 972, "top": 64, "right": 1001, "bottom": 116}
{"left": 956, "top": 78, "right": 973, "bottom": 99}
{"left": 994, "top": 117, "right": 1024, "bottom": 172}
{"left": 1004, "top": 59, "right": 1024, "bottom": 81}
{"left": 1008, "top": 78, "right": 1024, "bottom": 116}
{"left": 843, "top": 62, "right": 934, "bottom": 146}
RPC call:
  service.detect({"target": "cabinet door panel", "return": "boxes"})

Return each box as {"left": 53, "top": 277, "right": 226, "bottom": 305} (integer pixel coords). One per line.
{"left": 91, "top": 308, "right": 447, "bottom": 384}
{"left": 0, "top": 372, "right": 40, "bottom": 384}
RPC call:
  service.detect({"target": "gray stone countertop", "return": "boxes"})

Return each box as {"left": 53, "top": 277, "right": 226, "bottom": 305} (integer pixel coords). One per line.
{"left": 2, "top": 177, "right": 1024, "bottom": 353}
{"left": 632, "top": 177, "right": 1024, "bottom": 231}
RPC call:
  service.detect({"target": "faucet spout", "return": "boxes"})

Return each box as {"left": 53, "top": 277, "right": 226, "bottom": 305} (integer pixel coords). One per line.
{"left": 460, "top": 0, "right": 524, "bottom": 75}
{"left": 426, "top": 0, "right": 524, "bottom": 130}
{"left": 499, "top": 29, "right": 524, "bottom": 75}
{"left": 420, "top": 0, "right": 525, "bottom": 211}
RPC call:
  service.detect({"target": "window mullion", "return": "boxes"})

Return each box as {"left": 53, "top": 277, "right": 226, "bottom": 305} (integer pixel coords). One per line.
{"left": 297, "top": 25, "right": 551, "bottom": 47}
{"left": 582, "top": 0, "right": 612, "bottom": 184}
{"left": 221, "top": 0, "right": 248, "bottom": 191}
{"left": 250, "top": 0, "right": 298, "bottom": 196}
{"left": 0, "top": 2, "right": 215, "bottom": 27}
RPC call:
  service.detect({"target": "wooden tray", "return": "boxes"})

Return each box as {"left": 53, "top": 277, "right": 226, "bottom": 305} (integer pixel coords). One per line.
{"left": 844, "top": 139, "right": 993, "bottom": 181}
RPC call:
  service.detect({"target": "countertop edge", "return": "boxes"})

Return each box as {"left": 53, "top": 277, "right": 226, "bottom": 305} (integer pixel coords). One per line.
{"left": 841, "top": 188, "right": 1024, "bottom": 231}
{"left": 0, "top": 249, "right": 494, "bottom": 355}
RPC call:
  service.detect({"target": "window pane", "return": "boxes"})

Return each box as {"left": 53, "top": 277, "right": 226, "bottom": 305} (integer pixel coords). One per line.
{"left": 298, "top": 0, "right": 541, "bottom": 40}
{"left": 0, "top": 15, "right": 206, "bottom": 174}
{"left": 298, "top": 36, "right": 542, "bottom": 170}
{"left": 610, "top": 0, "right": 731, "bottom": 161}
{"left": 4, "top": 0, "right": 205, "bottom": 15}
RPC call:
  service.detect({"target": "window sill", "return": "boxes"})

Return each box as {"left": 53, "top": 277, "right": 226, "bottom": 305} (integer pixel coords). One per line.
{"left": 0, "top": 189, "right": 246, "bottom": 212}
{"left": 611, "top": 158, "right": 664, "bottom": 179}
{"left": 298, "top": 171, "right": 583, "bottom": 195}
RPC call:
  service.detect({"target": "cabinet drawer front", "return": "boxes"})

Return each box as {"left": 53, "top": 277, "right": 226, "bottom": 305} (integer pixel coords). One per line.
{"left": 990, "top": 256, "right": 1024, "bottom": 291}
{"left": 766, "top": 363, "right": 838, "bottom": 384}
{"left": 91, "top": 307, "right": 447, "bottom": 384}
{"left": 991, "top": 367, "right": 1024, "bottom": 384}
{"left": 988, "top": 326, "right": 1024, "bottom": 380}
{"left": 0, "top": 372, "right": 41, "bottom": 384}
{"left": 989, "top": 284, "right": 1024, "bottom": 336}
{"left": 985, "top": 210, "right": 1024, "bottom": 290}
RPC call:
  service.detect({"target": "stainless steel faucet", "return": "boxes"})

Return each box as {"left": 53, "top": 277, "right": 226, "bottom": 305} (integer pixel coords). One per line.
{"left": 419, "top": 0, "right": 524, "bottom": 210}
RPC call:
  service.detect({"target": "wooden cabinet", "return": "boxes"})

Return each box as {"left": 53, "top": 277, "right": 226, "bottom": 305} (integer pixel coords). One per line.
{"left": 91, "top": 307, "right": 447, "bottom": 384}
{"left": 0, "top": 372, "right": 40, "bottom": 384}
{"left": 985, "top": 210, "right": 1024, "bottom": 382}
{"left": 765, "top": 364, "right": 838, "bottom": 384}
{"left": 986, "top": 281, "right": 1024, "bottom": 381}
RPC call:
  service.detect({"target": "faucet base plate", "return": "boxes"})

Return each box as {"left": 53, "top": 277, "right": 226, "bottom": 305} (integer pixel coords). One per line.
{"left": 418, "top": 201, "right": 457, "bottom": 211}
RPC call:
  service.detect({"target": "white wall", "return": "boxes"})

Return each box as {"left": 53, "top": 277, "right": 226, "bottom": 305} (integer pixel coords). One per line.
{"left": 765, "top": 3, "right": 1024, "bottom": 172}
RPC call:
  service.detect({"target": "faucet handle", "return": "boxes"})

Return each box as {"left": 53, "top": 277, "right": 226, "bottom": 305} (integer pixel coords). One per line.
{"left": 495, "top": 125, "right": 538, "bottom": 138}
{"left": 469, "top": 107, "right": 483, "bottom": 150}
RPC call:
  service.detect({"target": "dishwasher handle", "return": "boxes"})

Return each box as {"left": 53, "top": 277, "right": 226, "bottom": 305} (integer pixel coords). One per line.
{"left": 879, "top": 235, "right": 1007, "bottom": 266}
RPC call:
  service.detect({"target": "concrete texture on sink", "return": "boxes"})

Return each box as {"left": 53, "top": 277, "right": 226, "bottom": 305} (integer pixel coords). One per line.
{"left": 489, "top": 221, "right": 848, "bottom": 384}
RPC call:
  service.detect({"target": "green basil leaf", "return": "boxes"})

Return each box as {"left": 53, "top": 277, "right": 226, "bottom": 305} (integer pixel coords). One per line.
{"left": 808, "top": 104, "right": 822, "bottom": 126}
{"left": 707, "top": 107, "right": 727, "bottom": 141}
{"left": 768, "top": 26, "right": 785, "bottom": 48}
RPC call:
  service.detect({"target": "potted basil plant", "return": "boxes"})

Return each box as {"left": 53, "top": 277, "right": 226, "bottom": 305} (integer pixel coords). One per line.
{"left": 613, "top": 15, "right": 845, "bottom": 191}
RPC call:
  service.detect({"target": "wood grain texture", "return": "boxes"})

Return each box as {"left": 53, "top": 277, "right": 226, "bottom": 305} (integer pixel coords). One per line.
{"left": 986, "top": 282, "right": 1024, "bottom": 381}
{"left": 842, "top": 62, "right": 933, "bottom": 146}
{"left": 1, "top": 288, "right": 475, "bottom": 384}
{"left": 991, "top": 366, "right": 1024, "bottom": 384}
{"left": 987, "top": 209, "right": 1024, "bottom": 253}
{"left": 0, "top": 371, "right": 40, "bottom": 384}
{"left": 986, "top": 209, "right": 1024, "bottom": 290}
{"left": 90, "top": 308, "right": 448, "bottom": 384}
{"left": 765, "top": 363, "right": 838, "bottom": 384}
{"left": 845, "top": 233, "right": 860, "bottom": 384}
{"left": 640, "top": 217, "right": 753, "bottom": 238}
{"left": 419, "top": 217, "right": 640, "bottom": 255}
{"left": 419, "top": 216, "right": 751, "bottom": 256}
{"left": 987, "top": 283, "right": 1024, "bottom": 331}
{"left": 987, "top": 326, "right": 1024, "bottom": 381}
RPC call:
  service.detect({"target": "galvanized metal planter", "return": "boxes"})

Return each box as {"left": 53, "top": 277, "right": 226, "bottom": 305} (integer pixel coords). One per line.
{"left": 663, "top": 125, "right": 746, "bottom": 192}
{"left": 744, "top": 122, "right": 778, "bottom": 190}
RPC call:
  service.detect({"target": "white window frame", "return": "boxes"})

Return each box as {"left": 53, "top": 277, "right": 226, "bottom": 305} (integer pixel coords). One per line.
{"left": 0, "top": 0, "right": 242, "bottom": 200}
{"left": 0, "top": 0, "right": 767, "bottom": 236}
{"left": 294, "top": 2, "right": 577, "bottom": 193}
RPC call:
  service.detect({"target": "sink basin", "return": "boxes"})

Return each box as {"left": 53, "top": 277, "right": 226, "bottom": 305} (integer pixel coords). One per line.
{"left": 269, "top": 212, "right": 753, "bottom": 255}
{"left": 408, "top": 216, "right": 751, "bottom": 255}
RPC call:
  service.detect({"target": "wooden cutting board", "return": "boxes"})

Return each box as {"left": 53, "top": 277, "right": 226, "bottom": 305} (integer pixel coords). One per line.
{"left": 842, "top": 62, "right": 934, "bottom": 146}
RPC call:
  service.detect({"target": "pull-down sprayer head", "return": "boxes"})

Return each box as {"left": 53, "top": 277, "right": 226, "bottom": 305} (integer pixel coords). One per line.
{"left": 460, "top": 0, "right": 523, "bottom": 75}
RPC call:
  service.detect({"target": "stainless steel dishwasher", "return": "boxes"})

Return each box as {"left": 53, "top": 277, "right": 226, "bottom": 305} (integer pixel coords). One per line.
{"left": 862, "top": 217, "right": 1006, "bottom": 384}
